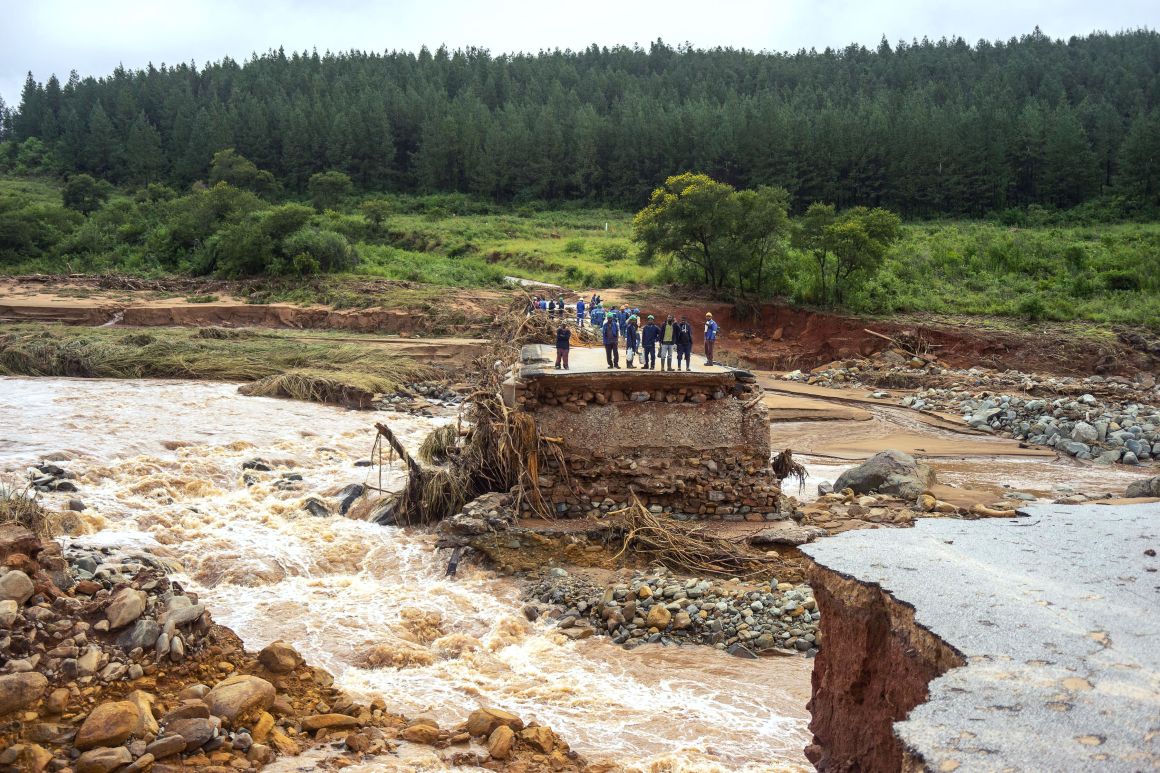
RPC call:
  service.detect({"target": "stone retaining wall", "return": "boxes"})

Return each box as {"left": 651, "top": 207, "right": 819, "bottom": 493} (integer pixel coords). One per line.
{"left": 510, "top": 374, "right": 781, "bottom": 518}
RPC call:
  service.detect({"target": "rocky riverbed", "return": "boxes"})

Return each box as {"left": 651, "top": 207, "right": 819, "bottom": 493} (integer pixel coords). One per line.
{"left": 0, "top": 376, "right": 815, "bottom": 772}
{"left": 784, "top": 352, "right": 1160, "bottom": 467}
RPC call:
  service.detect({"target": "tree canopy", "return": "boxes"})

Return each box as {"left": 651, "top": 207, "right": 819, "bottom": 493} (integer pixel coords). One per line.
{"left": 2, "top": 30, "right": 1160, "bottom": 215}
{"left": 633, "top": 173, "right": 792, "bottom": 293}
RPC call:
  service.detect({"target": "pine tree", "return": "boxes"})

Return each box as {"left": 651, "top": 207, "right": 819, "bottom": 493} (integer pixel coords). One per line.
{"left": 125, "top": 112, "right": 166, "bottom": 184}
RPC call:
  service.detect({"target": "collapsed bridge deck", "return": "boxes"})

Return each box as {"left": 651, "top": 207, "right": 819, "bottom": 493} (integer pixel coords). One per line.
{"left": 502, "top": 344, "right": 785, "bottom": 519}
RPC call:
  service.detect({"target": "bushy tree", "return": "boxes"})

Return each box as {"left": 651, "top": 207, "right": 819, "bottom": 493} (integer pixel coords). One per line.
{"left": 795, "top": 204, "right": 902, "bottom": 304}
{"left": 209, "top": 149, "right": 278, "bottom": 196}
{"left": 308, "top": 171, "right": 353, "bottom": 211}
{"left": 61, "top": 174, "right": 112, "bottom": 215}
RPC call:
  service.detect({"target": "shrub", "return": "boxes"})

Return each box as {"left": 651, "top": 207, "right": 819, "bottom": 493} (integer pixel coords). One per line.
{"left": 1101, "top": 269, "right": 1141, "bottom": 291}
{"left": 599, "top": 243, "right": 629, "bottom": 262}
{"left": 1017, "top": 294, "right": 1048, "bottom": 320}
{"left": 563, "top": 238, "right": 585, "bottom": 254}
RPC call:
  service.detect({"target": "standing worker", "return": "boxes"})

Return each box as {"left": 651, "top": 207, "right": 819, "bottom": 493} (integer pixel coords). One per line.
{"left": 659, "top": 314, "right": 677, "bottom": 372}
{"left": 641, "top": 314, "right": 660, "bottom": 370}
{"left": 555, "top": 320, "right": 571, "bottom": 370}
{"left": 675, "top": 315, "right": 694, "bottom": 371}
{"left": 575, "top": 296, "right": 586, "bottom": 328}
{"left": 602, "top": 311, "right": 621, "bottom": 368}
{"left": 624, "top": 313, "right": 640, "bottom": 368}
{"left": 704, "top": 312, "right": 719, "bottom": 366}
{"left": 591, "top": 302, "right": 605, "bottom": 329}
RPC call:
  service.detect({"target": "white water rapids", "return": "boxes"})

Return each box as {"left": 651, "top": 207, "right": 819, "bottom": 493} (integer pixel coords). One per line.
{"left": 0, "top": 376, "right": 812, "bottom": 772}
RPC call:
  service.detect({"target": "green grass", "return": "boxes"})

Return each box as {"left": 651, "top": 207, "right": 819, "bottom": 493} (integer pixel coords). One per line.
{"left": 0, "top": 324, "right": 439, "bottom": 405}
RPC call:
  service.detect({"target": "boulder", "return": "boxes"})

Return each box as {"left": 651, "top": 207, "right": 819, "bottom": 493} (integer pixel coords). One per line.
{"left": 125, "top": 690, "right": 159, "bottom": 736}
{"left": 0, "top": 570, "right": 34, "bottom": 605}
{"left": 168, "top": 716, "right": 218, "bottom": 751}
{"left": 204, "top": 675, "right": 276, "bottom": 723}
{"left": 401, "top": 722, "right": 440, "bottom": 744}
{"left": 116, "top": 618, "right": 161, "bottom": 651}
{"left": 465, "top": 707, "right": 525, "bottom": 737}
{"left": 519, "top": 725, "right": 558, "bottom": 754}
{"left": 76, "top": 747, "right": 133, "bottom": 773}
{"left": 748, "top": 522, "right": 828, "bottom": 547}
{"left": 145, "top": 734, "right": 187, "bottom": 760}
{"left": 0, "top": 524, "right": 41, "bottom": 562}
{"left": 488, "top": 725, "right": 516, "bottom": 759}
{"left": 257, "top": 640, "right": 302, "bottom": 673}
{"left": 105, "top": 588, "right": 147, "bottom": 629}
{"left": 1125, "top": 476, "right": 1160, "bottom": 498}
{"left": 0, "top": 672, "right": 48, "bottom": 716}
{"left": 645, "top": 605, "right": 672, "bottom": 629}
{"left": 301, "top": 713, "right": 361, "bottom": 731}
{"left": 1071, "top": 422, "right": 1099, "bottom": 443}
{"left": 75, "top": 700, "right": 143, "bottom": 749}
{"left": 833, "top": 450, "right": 935, "bottom": 499}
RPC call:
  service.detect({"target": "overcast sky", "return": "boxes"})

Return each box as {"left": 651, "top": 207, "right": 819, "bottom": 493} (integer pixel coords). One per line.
{"left": 2, "top": 0, "right": 1157, "bottom": 108}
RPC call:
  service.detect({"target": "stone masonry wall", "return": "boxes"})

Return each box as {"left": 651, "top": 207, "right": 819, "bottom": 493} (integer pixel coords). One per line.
{"left": 512, "top": 379, "right": 781, "bottom": 518}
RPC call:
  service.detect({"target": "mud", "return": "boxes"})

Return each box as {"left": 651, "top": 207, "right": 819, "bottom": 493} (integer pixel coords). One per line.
{"left": 803, "top": 564, "right": 965, "bottom": 772}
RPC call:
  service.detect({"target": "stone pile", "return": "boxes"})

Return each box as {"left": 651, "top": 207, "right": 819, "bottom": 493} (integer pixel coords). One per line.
{"left": 27, "top": 463, "right": 79, "bottom": 495}
{"left": 786, "top": 352, "right": 1158, "bottom": 403}
{"left": 914, "top": 388, "right": 1160, "bottom": 465}
{"left": 436, "top": 492, "right": 518, "bottom": 543}
{"left": 525, "top": 567, "right": 821, "bottom": 657}
{"left": 375, "top": 381, "right": 462, "bottom": 416}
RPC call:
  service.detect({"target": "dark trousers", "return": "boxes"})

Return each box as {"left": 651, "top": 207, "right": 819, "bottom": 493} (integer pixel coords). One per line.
{"left": 555, "top": 347, "right": 569, "bottom": 368}
{"left": 604, "top": 343, "right": 619, "bottom": 367}
{"left": 677, "top": 344, "right": 692, "bottom": 368}
{"left": 706, "top": 339, "right": 715, "bottom": 363}
{"left": 643, "top": 344, "right": 656, "bottom": 369}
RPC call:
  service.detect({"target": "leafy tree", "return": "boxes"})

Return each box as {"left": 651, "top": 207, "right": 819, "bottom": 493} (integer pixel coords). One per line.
{"left": 61, "top": 174, "right": 112, "bottom": 215}
{"left": 208, "top": 149, "right": 277, "bottom": 196}
{"left": 359, "top": 198, "right": 393, "bottom": 234}
{"left": 207, "top": 219, "right": 274, "bottom": 277}
{"left": 633, "top": 173, "right": 738, "bottom": 290}
{"left": 792, "top": 203, "right": 837, "bottom": 302}
{"left": 633, "top": 173, "right": 791, "bottom": 293}
{"left": 308, "top": 171, "right": 353, "bottom": 211}
{"left": 825, "top": 207, "right": 903, "bottom": 304}
{"left": 730, "top": 186, "right": 791, "bottom": 294}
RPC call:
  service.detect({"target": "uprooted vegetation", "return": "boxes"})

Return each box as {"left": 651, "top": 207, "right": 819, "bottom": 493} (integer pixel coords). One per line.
{"left": 0, "top": 324, "right": 439, "bottom": 407}
{"left": 369, "top": 299, "right": 573, "bottom": 525}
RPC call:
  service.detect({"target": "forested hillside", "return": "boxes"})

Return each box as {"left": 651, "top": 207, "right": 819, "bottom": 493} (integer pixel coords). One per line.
{"left": 2, "top": 29, "right": 1159, "bottom": 215}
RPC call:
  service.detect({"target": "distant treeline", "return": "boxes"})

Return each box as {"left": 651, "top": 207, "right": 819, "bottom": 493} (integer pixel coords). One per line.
{"left": 1, "top": 29, "right": 1159, "bottom": 215}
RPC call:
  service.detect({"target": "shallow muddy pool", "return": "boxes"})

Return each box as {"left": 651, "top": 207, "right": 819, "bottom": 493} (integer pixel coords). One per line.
{"left": 0, "top": 376, "right": 813, "bottom": 772}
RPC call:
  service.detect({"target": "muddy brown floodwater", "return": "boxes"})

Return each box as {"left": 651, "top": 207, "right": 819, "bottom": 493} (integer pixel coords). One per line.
{"left": 0, "top": 376, "right": 813, "bottom": 772}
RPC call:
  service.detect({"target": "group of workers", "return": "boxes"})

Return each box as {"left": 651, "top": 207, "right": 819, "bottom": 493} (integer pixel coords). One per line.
{"left": 541, "top": 294, "right": 719, "bottom": 372}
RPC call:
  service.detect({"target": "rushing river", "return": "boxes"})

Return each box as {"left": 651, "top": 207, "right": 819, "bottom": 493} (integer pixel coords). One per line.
{"left": 0, "top": 376, "right": 813, "bottom": 772}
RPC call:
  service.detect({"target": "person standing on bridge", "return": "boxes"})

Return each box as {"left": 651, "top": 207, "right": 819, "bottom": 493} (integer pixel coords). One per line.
{"left": 704, "top": 312, "right": 719, "bottom": 366}
{"left": 555, "top": 321, "right": 571, "bottom": 370}
{"left": 575, "top": 296, "right": 586, "bottom": 327}
{"left": 641, "top": 315, "right": 660, "bottom": 370}
{"left": 659, "top": 314, "right": 676, "bottom": 371}
{"left": 675, "top": 315, "right": 694, "bottom": 371}
{"left": 624, "top": 313, "right": 640, "bottom": 368}
{"left": 602, "top": 311, "right": 621, "bottom": 368}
